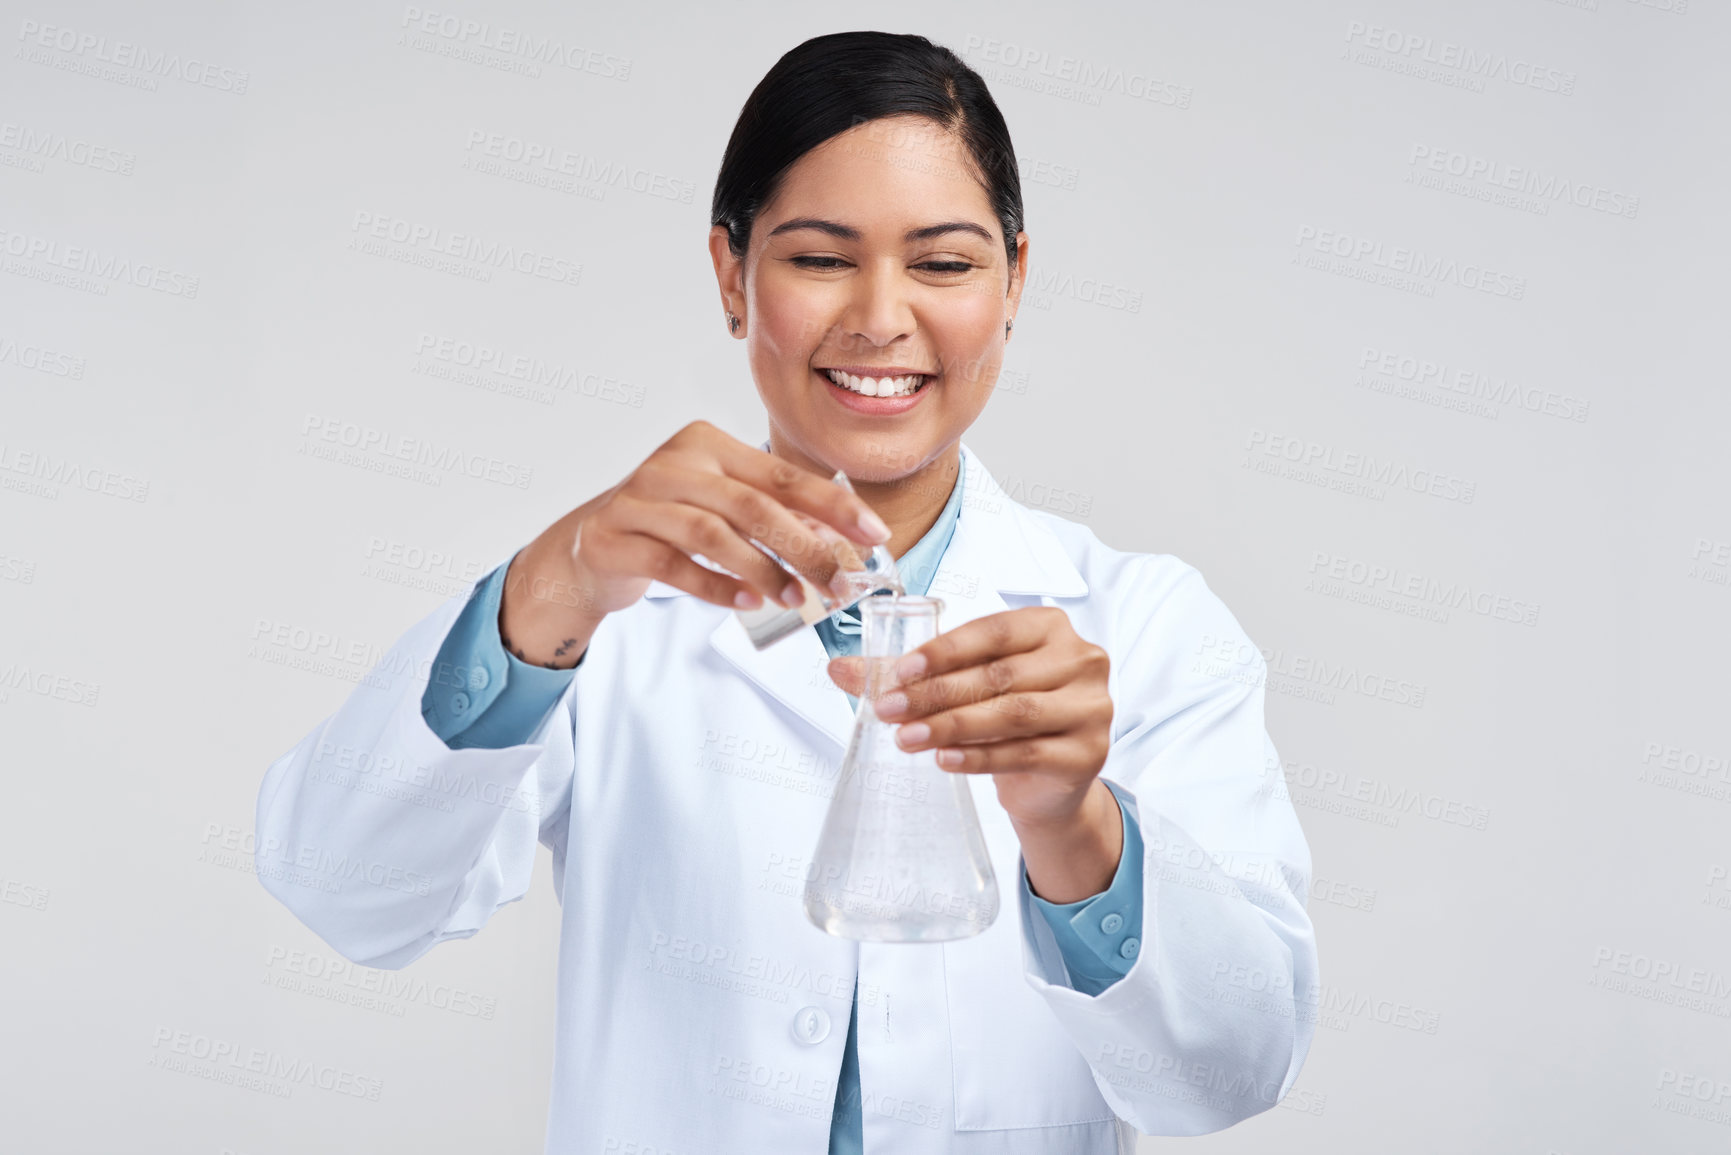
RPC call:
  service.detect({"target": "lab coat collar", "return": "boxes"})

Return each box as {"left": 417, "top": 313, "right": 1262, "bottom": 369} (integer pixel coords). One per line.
{"left": 646, "top": 441, "right": 1088, "bottom": 749}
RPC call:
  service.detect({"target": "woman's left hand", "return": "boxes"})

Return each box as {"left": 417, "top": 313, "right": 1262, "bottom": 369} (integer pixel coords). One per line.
{"left": 826, "top": 605, "right": 1115, "bottom": 830}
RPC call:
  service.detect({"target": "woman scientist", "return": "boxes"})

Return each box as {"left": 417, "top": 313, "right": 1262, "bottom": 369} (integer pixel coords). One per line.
{"left": 256, "top": 30, "right": 1318, "bottom": 1155}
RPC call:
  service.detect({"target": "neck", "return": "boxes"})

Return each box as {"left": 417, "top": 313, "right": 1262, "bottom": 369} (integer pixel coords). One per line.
{"left": 855, "top": 448, "right": 960, "bottom": 560}
{"left": 766, "top": 432, "right": 961, "bottom": 561}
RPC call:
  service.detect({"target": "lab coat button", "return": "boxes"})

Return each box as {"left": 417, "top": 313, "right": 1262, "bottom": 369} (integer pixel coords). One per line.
{"left": 468, "top": 666, "right": 490, "bottom": 691}
{"left": 1100, "top": 912, "right": 1124, "bottom": 934}
{"left": 1119, "top": 936, "right": 1140, "bottom": 960}
{"left": 791, "top": 1006, "right": 830, "bottom": 1045}
{"left": 450, "top": 691, "right": 471, "bottom": 715}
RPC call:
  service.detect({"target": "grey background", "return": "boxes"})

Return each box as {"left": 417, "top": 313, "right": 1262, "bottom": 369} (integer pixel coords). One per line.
{"left": 2, "top": 1, "right": 1726, "bottom": 1152}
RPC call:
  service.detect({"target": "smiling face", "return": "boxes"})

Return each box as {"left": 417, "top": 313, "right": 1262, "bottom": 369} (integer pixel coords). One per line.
{"left": 710, "top": 114, "right": 1027, "bottom": 487}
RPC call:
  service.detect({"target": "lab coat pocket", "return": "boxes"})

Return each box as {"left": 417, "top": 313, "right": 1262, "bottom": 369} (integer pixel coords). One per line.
{"left": 942, "top": 925, "right": 1115, "bottom": 1129}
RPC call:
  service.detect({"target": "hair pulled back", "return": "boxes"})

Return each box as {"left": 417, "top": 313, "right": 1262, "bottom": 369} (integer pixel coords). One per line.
{"left": 711, "top": 31, "right": 1024, "bottom": 275}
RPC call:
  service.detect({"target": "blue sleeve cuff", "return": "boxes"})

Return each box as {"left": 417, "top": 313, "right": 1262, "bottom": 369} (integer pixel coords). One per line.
{"left": 419, "top": 551, "right": 580, "bottom": 749}
{"left": 1026, "top": 779, "right": 1145, "bottom": 996}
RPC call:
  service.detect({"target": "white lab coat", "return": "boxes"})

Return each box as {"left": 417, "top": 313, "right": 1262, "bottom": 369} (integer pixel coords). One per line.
{"left": 256, "top": 440, "right": 1318, "bottom": 1154}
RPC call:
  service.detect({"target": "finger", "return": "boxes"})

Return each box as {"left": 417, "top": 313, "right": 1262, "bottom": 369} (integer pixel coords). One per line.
{"left": 710, "top": 435, "right": 892, "bottom": 547}
{"left": 632, "top": 467, "right": 857, "bottom": 605}
{"left": 924, "top": 733, "right": 1094, "bottom": 776}
{"left": 893, "top": 690, "right": 1086, "bottom": 752}
{"left": 606, "top": 489, "right": 808, "bottom": 608}
{"left": 892, "top": 608, "right": 1066, "bottom": 686}
{"left": 784, "top": 511, "right": 876, "bottom": 602}
{"left": 598, "top": 527, "right": 771, "bottom": 609}
{"left": 876, "top": 650, "right": 1068, "bottom": 721}
{"left": 826, "top": 656, "right": 867, "bottom": 696}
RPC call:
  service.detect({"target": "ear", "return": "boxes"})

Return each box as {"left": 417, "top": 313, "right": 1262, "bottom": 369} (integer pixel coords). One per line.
{"left": 709, "top": 225, "right": 745, "bottom": 327}
{"left": 826, "top": 655, "right": 867, "bottom": 697}
{"left": 1005, "top": 229, "right": 1029, "bottom": 321}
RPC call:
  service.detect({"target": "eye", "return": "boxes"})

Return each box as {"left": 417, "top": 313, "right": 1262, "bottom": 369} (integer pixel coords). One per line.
{"left": 790, "top": 256, "right": 848, "bottom": 269}
{"left": 917, "top": 261, "right": 974, "bottom": 275}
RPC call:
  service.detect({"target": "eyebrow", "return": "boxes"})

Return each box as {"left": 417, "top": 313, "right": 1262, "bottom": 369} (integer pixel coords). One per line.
{"left": 766, "top": 217, "right": 996, "bottom": 245}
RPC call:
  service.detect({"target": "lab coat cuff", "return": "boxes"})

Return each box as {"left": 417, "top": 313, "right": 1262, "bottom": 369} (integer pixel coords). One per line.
{"left": 1024, "top": 781, "right": 1146, "bottom": 991}
{"left": 1018, "top": 781, "right": 1155, "bottom": 1019}
{"left": 393, "top": 553, "right": 571, "bottom": 764}
{"left": 421, "top": 559, "right": 514, "bottom": 740}
{"left": 420, "top": 550, "right": 581, "bottom": 746}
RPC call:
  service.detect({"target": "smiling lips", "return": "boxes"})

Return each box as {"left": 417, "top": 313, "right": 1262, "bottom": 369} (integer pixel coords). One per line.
{"left": 820, "top": 367, "right": 933, "bottom": 397}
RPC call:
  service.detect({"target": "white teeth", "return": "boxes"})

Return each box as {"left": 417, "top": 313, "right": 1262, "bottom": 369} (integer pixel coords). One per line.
{"left": 824, "top": 368, "right": 927, "bottom": 397}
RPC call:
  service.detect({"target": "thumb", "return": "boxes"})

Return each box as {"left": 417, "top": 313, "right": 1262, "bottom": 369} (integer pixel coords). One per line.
{"left": 827, "top": 655, "right": 866, "bottom": 695}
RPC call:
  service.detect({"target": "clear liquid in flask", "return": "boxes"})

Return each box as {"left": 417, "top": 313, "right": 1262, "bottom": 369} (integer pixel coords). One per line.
{"left": 804, "top": 594, "right": 1000, "bottom": 941}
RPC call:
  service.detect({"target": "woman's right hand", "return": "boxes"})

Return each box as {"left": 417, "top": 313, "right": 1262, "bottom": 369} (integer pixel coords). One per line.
{"left": 497, "top": 421, "right": 893, "bottom": 668}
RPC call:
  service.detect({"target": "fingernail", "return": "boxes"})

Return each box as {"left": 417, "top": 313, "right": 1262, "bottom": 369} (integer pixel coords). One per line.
{"left": 857, "top": 509, "right": 891, "bottom": 543}
{"left": 735, "top": 589, "right": 763, "bottom": 610}
{"left": 876, "top": 691, "right": 907, "bottom": 717}
{"left": 935, "top": 749, "right": 963, "bottom": 768}
{"left": 894, "top": 653, "right": 926, "bottom": 681}
{"left": 780, "top": 581, "right": 806, "bottom": 608}
{"left": 896, "top": 722, "right": 930, "bottom": 747}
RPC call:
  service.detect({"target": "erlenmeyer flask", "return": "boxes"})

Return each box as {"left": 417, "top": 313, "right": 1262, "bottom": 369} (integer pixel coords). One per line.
{"left": 804, "top": 595, "right": 1000, "bottom": 942}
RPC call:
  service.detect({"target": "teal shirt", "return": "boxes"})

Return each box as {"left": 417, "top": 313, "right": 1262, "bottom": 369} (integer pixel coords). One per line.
{"left": 419, "top": 454, "right": 1145, "bottom": 1150}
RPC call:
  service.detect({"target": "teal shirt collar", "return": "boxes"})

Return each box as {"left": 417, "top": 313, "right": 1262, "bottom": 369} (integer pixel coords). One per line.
{"left": 815, "top": 453, "right": 966, "bottom": 653}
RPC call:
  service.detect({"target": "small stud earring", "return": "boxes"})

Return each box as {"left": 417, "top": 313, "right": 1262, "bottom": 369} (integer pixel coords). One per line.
{"left": 726, "top": 312, "right": 740, "bottom": 335}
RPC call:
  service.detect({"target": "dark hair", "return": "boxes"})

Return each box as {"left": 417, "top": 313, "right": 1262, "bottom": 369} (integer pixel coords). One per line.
{"left": 711, "top": 31, "right": 1024, "bottom": 276}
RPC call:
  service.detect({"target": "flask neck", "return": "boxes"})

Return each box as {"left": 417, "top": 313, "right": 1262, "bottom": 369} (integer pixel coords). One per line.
{"left": 859, "top": 596, "right": 941, "bottom": 699}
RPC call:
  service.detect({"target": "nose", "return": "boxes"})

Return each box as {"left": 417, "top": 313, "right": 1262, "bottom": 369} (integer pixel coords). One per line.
{"left": 838, "top": 263, "right": 916, "bottom": 349}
